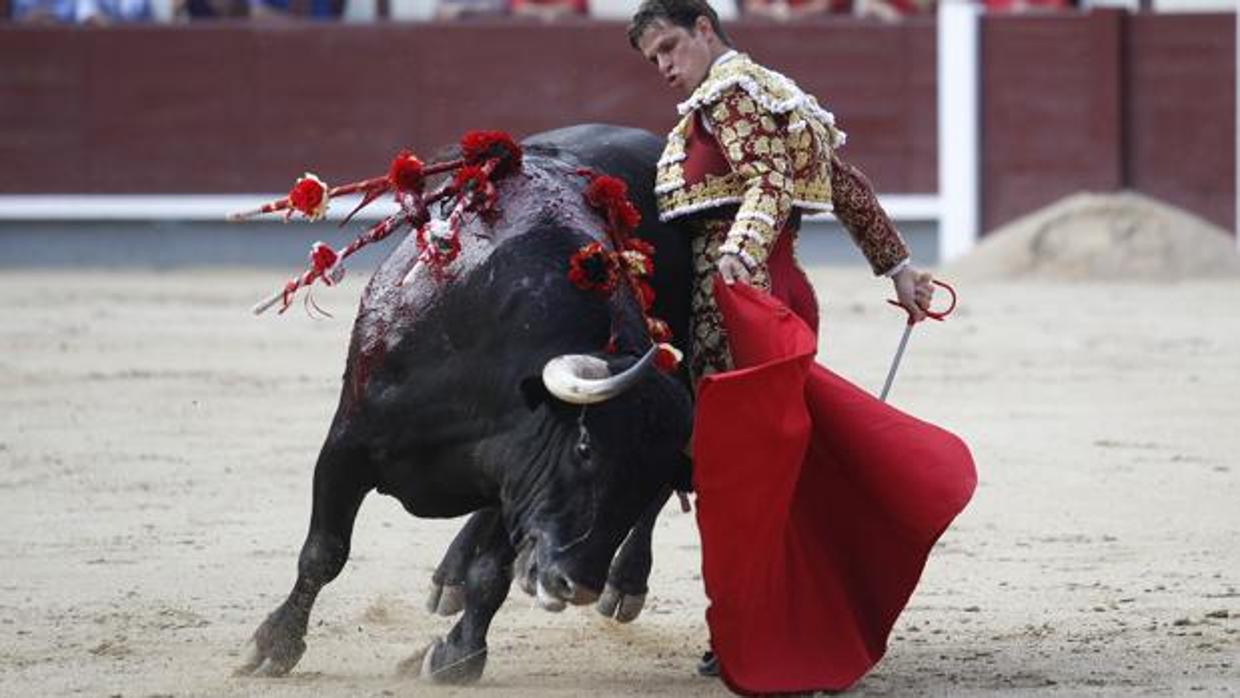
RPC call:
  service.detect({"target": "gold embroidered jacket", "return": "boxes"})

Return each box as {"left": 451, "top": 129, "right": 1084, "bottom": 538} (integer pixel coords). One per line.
{"left": 654, "top": 52, "right": 910, "bottom": 276}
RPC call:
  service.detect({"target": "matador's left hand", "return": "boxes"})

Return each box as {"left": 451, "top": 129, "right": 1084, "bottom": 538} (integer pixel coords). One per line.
{"left": 892, "top": 265, "right": 934, "bottom": 323}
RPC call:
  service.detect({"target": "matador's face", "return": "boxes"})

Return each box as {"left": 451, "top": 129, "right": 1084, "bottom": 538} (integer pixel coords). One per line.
{"left": 636, "top": 18, "right": 717, "bottom": 96}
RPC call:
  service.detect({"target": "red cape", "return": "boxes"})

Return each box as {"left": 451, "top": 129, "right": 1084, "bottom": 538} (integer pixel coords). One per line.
{"left": 692, "top": 281, "right": 977, "bottom": 695}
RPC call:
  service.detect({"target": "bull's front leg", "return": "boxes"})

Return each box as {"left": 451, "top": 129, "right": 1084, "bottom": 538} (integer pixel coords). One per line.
{"left": 399, "top": 510, "right": 513, "bottom": 684}
{"left": 595, "top": 485, "right": 671, "bottom": 623}
{"left": 425, "top": 508, "right": 499, "bottom": 617}
{"left": 236, "top": 440, "right": 370, "bottom": 677}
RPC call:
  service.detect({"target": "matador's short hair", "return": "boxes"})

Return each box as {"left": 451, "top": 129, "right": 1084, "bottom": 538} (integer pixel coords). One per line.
{"left": 627, "top": 0, "right": 734, "bottom": 51}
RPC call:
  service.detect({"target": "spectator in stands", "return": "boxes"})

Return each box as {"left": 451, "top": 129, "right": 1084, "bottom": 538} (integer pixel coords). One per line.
{"left": 247, "top": 0, "right": 342, "bottom": 19}
{"left": 177, "top": 0, "right": 248, "bottom": 18}
{"left": 739, "top": 0, "right": 839, "bottom": 21}
{"left": 11, "top": 0, "right": 77, "bottom": 21}
{"left": 509, "top": 0, "right": 585, "bottom": 21}
{"left": 13, "top": 0, "right": 151, "bottom": 22}
{"left": 981, "top": 0, "right": 1072, "bottom": 12}
{"left": 854, "top": 0, "right": 932, "bottom": 20}
{"left": 435, "top": 0, "right": 507, "bottom": 20}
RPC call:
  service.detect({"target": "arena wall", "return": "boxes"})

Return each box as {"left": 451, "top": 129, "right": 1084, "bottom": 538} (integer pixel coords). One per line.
{"left": 0, "top": 13, "right": 1234, "bottom": 233}
{"left": 0, "top": 21, "right": 934, "bottom": 193}
{"left": 1125, "top": 12, "right": 1235, "bottom": 233}
{"left": 980, "top": 9, "right": 1235, "bottom": 232}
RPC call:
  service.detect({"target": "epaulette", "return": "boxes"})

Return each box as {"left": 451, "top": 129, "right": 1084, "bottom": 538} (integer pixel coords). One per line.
{"left": 676, "top": 53, "right": 846, "bottom": 148}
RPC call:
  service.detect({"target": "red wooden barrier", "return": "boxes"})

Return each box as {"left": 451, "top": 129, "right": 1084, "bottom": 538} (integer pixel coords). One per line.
{"left": 980, "top": 10, "right": 1126, "bottom": 233}
{"left": 1126, "top": 12, "right": 1235, "bottom": 231}
{"left": 981, "top": 9, "right": 1235, "bottom": 232}
{"left": 0, "top": 20, "right": 935, "bottom": 195}
{"left": 0, "top": 14, "right": 1233, "bottom": 234}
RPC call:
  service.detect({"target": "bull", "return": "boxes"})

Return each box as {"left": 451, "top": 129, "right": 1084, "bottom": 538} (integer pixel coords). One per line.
{"left": 237, "top": 125, "right": 695, "bottom": 684}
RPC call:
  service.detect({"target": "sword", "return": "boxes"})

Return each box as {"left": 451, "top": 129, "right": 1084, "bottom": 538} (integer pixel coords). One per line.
{"left": 879, "top": 279, "right": 957, "bottom": 403}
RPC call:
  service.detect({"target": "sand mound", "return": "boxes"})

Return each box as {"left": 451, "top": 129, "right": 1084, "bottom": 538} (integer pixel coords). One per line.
{"left": 944, "top": 192, "right": 1240, "bottom": 281}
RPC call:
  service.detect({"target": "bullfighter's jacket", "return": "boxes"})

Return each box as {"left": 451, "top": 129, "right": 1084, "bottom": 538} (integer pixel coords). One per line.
{"left": 653, "top": 50, "right": 910, "bottom": 277}
{"left": 655, "top": 51, "right": 912, "bottom": 381}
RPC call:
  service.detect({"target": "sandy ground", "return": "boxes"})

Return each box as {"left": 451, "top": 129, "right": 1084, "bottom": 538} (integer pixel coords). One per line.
{"left": 1, "top": 266, "right": 1237, "bottom": 697}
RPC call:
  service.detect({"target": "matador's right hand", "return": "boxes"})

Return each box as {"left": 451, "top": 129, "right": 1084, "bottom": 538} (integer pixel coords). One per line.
{"left": 718, "top": 254, "right": 752, "bottom": 286}
{"left": 892, "top": 265, "right": 934, "bottom": 323}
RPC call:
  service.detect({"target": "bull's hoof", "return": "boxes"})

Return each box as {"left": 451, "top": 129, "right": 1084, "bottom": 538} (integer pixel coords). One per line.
{"left": 234, "top": 611, "right": 307, "bottom": 677}
{"left": 424, "top": 581, "right": 465, "bottom": 617}
{"left": 395, "top": 636, "right": 439, "bottom": 678}
{"left": 595, "top": 584, "right": 646, "bottom": 623}
{"left": 398, "top": 637, "right": 487, "bottom": 684}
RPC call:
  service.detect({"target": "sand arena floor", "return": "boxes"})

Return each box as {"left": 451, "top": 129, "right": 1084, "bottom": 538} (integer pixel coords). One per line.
{"left": 1, "top": 267, "right": 1237, "bottom": 697}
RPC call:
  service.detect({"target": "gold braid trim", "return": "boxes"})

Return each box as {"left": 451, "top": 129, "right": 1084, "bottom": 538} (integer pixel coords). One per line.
{"left": 655, "top": 53, "right": 836, "bottom": 225}
{"left": 654, "top": 52, "right": 910, "bottom": 277}
{"left": 707, "top": 89, "right": 793, "bottom": 269}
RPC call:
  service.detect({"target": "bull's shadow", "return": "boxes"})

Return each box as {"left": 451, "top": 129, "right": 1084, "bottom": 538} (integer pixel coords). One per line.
{"left": 236, "top": 125, "right": 696, "bottom": 684}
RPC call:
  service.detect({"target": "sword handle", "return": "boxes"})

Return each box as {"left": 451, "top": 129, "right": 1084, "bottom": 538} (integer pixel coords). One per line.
{"left": 887, "top": 279, "right": 958, "bottom": 323}
{"left": 880, "top": 280, "right": 956, "bottom": 402}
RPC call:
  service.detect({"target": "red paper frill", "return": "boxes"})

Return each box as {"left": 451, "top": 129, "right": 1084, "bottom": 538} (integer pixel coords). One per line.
{"left": 388, "top": 150, "right": 425, "bottom": 193}
{"left": 567, "top": 241, "right": 619, "bottom": 296}
{"left": 584, "top": 175, "right": 641, "bottom": 235}
{"left": 288, "top": 173, "right": 329, "bottom": 221}
{"left": 633, "top": 278, "right": 655, "bottom": 311}
{"left": 647, "top": 317, "right": 672, "bottom": 343}
{"left": 460, "top": 130, "right": 522, "bottom": 178}
{"left": 654, "top": 343, "right": 682, "bottom": 373}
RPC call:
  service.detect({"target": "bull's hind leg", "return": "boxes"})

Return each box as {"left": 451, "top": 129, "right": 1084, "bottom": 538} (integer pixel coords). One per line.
{"left": 236, "top": 440, "right": 370, "bottom": 677}
{"left": 425, "top": 508, "right": 499, "bottom": 617}
{"left": 596, "top": 485, "right": 671, "bottom": 623}
{"left": 399, "top": 510, "right": 513, "bottom": 684}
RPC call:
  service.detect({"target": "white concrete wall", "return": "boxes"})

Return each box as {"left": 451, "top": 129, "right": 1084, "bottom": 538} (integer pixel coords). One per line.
{"left": 1153, "top": 0, "right": 1235, "bottom": 11}
{"left": 936, "top": 0, "right": 980, "bottom": 263}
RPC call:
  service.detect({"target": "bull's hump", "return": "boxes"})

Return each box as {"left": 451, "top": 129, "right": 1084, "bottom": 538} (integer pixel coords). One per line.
{"left": 482, "top": 158, "right": 597, "bottom": 246}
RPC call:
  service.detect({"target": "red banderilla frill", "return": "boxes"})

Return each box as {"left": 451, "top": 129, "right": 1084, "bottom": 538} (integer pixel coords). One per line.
{"left": 233, "top": 130, "right": 523, "bottom": 316}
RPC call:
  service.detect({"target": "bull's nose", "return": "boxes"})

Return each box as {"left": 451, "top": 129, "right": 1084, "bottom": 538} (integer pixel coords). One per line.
{"left": 538, "top": 567, "right": 600, "bottom": 608}
{"left": 535, "top": 573, "right": 569, "bottom": 612}
{"left": 539, "top": 568, "right": 574, "bottom": 602}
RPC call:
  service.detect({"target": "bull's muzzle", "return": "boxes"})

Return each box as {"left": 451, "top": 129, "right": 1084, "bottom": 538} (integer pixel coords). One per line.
{"left": 516, "top": 541, "right": 601, "bottom": 611}
{"left": 541, "top": 346, "right": 657, "bottom": 405}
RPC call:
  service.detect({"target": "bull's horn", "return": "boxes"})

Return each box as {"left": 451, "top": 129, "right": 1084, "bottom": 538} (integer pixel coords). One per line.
{"left": 541, "top": 347, "right": 657, "bottom": 405}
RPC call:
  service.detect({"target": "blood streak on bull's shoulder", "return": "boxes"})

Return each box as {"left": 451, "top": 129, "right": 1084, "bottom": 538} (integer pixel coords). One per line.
{"left": 343, "top": 171, "right": 520, "bottom": 402}
{"left": 343, "top": 154, "right": 613, "bottom": 410}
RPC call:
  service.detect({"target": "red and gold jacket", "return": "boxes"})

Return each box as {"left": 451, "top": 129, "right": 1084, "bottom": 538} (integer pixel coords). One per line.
{"left": 654, "top": 51, "right": 910, "bottom": 276}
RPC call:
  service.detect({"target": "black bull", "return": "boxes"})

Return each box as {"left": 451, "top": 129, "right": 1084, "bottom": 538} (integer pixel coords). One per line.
{"left": 238, "top": 125, "right": 698, "bottom": 683}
